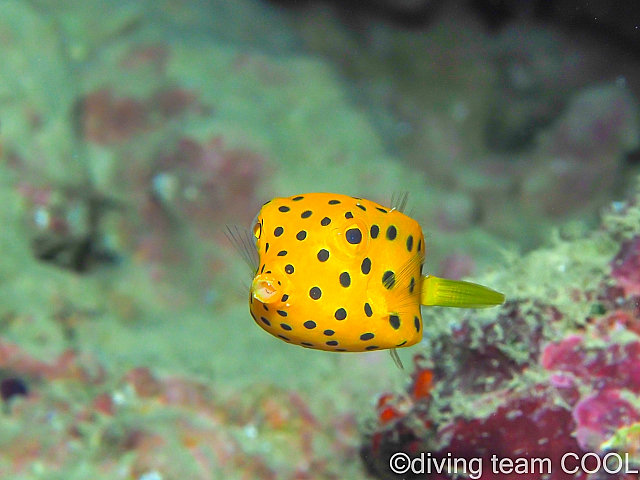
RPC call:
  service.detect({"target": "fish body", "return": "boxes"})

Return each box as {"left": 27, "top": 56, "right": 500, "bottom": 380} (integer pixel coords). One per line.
{"left": 247, "top": 193, "right": 504, "bottom": 353}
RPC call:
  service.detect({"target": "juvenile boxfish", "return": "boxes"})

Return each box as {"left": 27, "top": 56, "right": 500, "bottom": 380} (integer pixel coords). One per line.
{"left": 234, "top": 193, "right": 505, "bottom": 365}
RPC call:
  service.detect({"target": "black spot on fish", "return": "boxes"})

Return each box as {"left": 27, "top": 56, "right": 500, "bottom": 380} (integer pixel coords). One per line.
{"left": 317, "top": 249, "right": 329, "bottom": 262}
{"left": 309, "top": 286, "right": 322, "bottom": 300}
{"left": 361, "top": 257, "right": 371, "bottom": 275}
{"left": 406, "top": 235, "right": 414, "bottom": 252}
{"left": 386, "top": 225, "right": 397, "bottom": 240}
{"left": 382, "top": 270, "right": 396, "bottom": 289}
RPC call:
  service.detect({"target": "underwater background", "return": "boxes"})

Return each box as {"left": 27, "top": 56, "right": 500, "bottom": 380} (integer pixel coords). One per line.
{"left": 0, "top": 0, "right": 639, "bottom": 478}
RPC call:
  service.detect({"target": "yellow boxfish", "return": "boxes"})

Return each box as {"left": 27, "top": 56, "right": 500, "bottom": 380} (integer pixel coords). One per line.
{"left": 234, "top": 193, "right": 504, "bottom": 364}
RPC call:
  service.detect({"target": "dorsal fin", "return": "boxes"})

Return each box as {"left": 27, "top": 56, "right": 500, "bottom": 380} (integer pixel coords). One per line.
{"left": 390, "top": 191, "right": 409, "bottom": 213}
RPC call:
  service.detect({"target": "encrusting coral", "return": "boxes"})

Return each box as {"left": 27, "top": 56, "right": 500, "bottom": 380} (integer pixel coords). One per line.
{"left": 361, "top": 177, "right": 640, "bottom": 480}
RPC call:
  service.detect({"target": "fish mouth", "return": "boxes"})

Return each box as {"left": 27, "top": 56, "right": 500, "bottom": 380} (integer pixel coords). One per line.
{"left": 251, "top": 274, "right": 281, "bottom": 304}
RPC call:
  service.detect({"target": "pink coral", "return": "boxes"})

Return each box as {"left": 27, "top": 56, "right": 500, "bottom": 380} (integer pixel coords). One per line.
{"left": 573, "top": 389, "right": 640, "bottom": 451}
{"left": 542, "top": 336, "right": 640, "bottom": 393}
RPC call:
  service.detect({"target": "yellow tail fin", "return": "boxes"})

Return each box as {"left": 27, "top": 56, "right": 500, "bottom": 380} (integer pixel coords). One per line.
{"left": 421, "top": 275, "right": 505, "bottom": 308}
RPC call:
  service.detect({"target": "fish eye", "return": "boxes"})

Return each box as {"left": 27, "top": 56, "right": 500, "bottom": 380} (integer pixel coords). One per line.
{"left": 329, "top": 219, "right": 369, "bottom": 261}
{"left": 346, "top": 228, "right": 362, "bottom": 244}
{"left": 250, "top": 213, "right": 261, "bottom": 245}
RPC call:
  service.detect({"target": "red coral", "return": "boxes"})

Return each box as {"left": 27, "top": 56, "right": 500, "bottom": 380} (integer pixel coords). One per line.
{"left": 438, "top": 388, "right": 586, "bottom": 480}
{"left": 368, "top": 356, "right": 436, "bottom": 434}
{"left": 411, "top": 368, "right": 434, "bottom": 401}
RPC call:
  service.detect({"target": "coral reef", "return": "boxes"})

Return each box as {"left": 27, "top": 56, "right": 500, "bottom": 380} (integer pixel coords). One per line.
{"left": 0, "top": 344, "right": 362, "bottom": 479}
{"left": 361, "top": 182, "right": 640, "bottom": 479}
{"left": 0, "top": 0, "right": 639, "bottom": 478}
